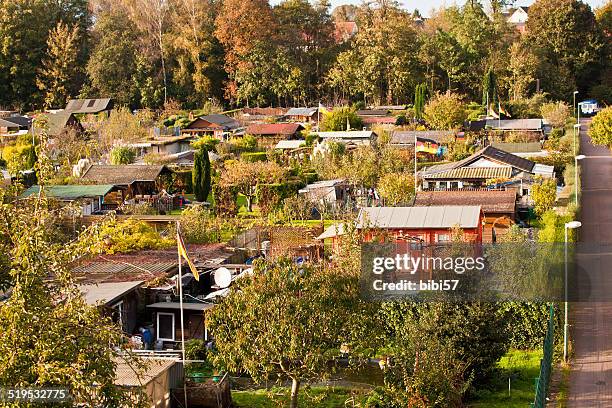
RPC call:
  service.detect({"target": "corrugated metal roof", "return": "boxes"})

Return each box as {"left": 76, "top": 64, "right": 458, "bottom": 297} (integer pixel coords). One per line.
{"left": 486, "top": 119, "right": 542, "bottom": 131}
{"left": 146, "top": 302, "right": 214, "bottom": 311}
{"left": 0, "top": 118, "right": 19, "bottom": 128}
{"left": 21, "top": 184, "right": 115, "bottom": 199}
{"left": 79, "top": 281, "right": 143, "bottom": 305}
{"left": 424, "top": 166, "right": 512, "bottom": 180}
{"left": 358, "top": 206, "right": 481, "bottom": 229}
{"left": 391, "top": 130, "right": 454, "bottom": 145}
{"left": 286, "top": 107, "right": 318, "bottom": 116}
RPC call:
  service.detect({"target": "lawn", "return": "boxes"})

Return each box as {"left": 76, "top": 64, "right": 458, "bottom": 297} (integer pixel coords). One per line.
{"left": 468, "top": 349, "right": 541, "bottom": 407}
{"left": 232, "top": 386, "right": 369, "bottom": 408}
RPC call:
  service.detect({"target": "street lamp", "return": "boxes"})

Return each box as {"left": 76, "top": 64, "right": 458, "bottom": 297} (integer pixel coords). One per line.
{"left": 573, "top": 91, "right": 579, "bottom": 119}
{"left": 573, "top": 124, "right": 581, "bottom": 156}
{"left": 575, "top": 154, "right": 586, "bottom": 206}
{"left": 564, "top": 220, "right": 582, "bottom": 363}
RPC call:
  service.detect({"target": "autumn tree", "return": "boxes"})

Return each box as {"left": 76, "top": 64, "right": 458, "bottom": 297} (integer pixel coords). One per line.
{"left": 208, "top": 259, "right": 364, "bottom": 408}
{"left": 219, "top": 160, "right": 286, "bottom": 212}
{"left": 588, "top": 106, "right": 612, "bottom": 148}
{"left": 423, "top": 92, "right": 467, "bottom": 130}
{"left": 531, "top": 178, "right": 558, "bottom": 216}
{"left": 377, "top": 172, "right": 415, "bottom": 206}
{"left": 320, "top": 106, "right": 362, "bottom": 131}
{"left": 36, "top": 21, "right": 81, "bottom": 109}
{"left": 215, "top": 0, "right": 277, "bottom": 99}
{"left": 540, "top": 101, "right": 571, "bottom": 129}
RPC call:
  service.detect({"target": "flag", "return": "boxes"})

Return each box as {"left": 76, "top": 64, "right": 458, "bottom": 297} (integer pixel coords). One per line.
{"left": 499, "top": 104, "right": 511, "bottom": 118}
{"left": 489, "top": 103, "right": 500, "bottom": 119}
{"left": 318, "top": 102, "right": 328, "bottom": 115}
{"left": 177, "top": 227, "right": 199, "bottom": 281}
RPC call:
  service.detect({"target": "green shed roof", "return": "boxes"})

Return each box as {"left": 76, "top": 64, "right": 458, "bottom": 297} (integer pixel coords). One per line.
{"left": 21, "top": 185, "right": 115, "bottom": 200}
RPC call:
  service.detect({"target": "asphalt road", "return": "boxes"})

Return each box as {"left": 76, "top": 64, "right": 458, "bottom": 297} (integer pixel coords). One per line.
{"left": 568, "top": 119, "right": 612, "bottom": 406}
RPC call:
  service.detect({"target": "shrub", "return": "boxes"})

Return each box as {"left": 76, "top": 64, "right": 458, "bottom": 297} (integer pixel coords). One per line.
{"left": 96, "top": 219, "right": 173, "bottom": 254}
{"left": 213, "top": 184, "right": 239, "bottom": 216}
{"left": 588, "top": 106, "right": 612, "bottom": 148}
{"left": 191, "top": 136, "right": 220, "bottom": 152}
{"left": 541, "top": 101, "right": 571, "bottom": 128}
{"left": 230, "top": 135, "right": 258, "bottom": 152}
{"left": 110, "top": 146, "right": 136, "bottom": 165}
{"left": 423, "top": 92, "right": 467, "bottom": 130}
{"left": 320, "top": 106, "right": 363, "bottom": 131}
{"left": 255, "top": 182, "right": 303, "bottom": 217}
{"left": 531, "top": 178, "right": 557, "bottom": 216}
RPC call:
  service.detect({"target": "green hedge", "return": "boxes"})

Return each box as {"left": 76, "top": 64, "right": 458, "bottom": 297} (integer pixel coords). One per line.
{"left": 241, "top": 152, "right": 268, "bottom": 163}
{"left": 255, "top": 181, "right": 304, "bottom": 216}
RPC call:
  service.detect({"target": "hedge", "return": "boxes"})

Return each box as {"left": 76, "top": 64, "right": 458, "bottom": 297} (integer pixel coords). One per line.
{"left": 241, "top": 152, "right": 268, "bottom": 163}
{"left": 255, "top": 181, "right": 304, "bottom": 216}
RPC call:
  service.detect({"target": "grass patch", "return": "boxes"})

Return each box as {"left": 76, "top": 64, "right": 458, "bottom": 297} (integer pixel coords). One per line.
{"left": 232, "top": 386, "right": 369, "bottom": 408}
{"left": 469, "top": 349, "right": 541, "bottom": 407}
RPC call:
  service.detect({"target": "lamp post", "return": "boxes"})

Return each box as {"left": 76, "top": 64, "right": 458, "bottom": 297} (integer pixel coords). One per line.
{"left": 573, "top": 123, "right": 581, "bottom": 156}
{"left": 575, "top": 154, "right": 586, "bottom": 207}
{"left": 564, "top": 220, "right": 582, "bottom": 363}
{"left": 573, "top": 91, "right": 579, "bottom": 119}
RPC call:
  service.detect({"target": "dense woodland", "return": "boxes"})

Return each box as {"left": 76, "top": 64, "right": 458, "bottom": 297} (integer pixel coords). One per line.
{"left": 0, "top": 0, "right": 610, "bottom": 111}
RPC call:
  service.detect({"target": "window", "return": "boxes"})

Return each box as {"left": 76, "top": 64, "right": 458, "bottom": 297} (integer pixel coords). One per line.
{"left": 436, "top": 234, "right": 450, "bottom": 243}
{"left": 87, "top": 99, "right": 96, "bottom": 108}
{"left": 157, "top": 312, "right": 175, "bottom": 341}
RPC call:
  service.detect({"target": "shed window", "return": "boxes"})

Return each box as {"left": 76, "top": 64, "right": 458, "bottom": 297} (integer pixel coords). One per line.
{"left": 436, "top": 234, "right": 450, "bottom": 243}
{"left": 157, "top": 312, "right": 175, "bottom": 341}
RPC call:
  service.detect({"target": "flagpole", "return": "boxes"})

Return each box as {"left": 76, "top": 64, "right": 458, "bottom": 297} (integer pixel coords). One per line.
{"left": 177, "top": 221, "right": 188, "bottom": 408}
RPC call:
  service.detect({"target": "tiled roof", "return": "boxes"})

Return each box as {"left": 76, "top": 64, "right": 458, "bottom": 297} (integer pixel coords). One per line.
{"left": 81, "top": 165, "right": 169, "bottom": 185}
{"left": 317, "top": 131, "right": 376, "bottom": 139}
{"left": 424, "top": 166, "right": 512, "bottom": 180}
{"left": 414, "top": 190, "right": 517, "bottom": 214}
{"left": 356, "top": 109, "right": 389, "bottom": 116}
{"left": 358, "top": 206, "right": 482, "bottom": 229}
{"left": 21, "top": 184, "right": 115, "bottom": 200}
{"left": 246, "top": 123, "right": 303, "bottom": 136}
{"left": 362, "top": 116, "right": 397, "bottom": 124}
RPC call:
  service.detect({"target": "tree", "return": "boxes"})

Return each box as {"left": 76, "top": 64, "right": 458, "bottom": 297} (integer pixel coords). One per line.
{"left": 219, "top": 160, "right": 286, "bottom": 212}
{"left": 508, "top": 42, "right": 539, "bottom": 100}
{"left": 524, "top": 0, "right": 604, "bottom": 100}
{"left": 531, "top": 178, "right": 557, "bottom": 216}
{"left": 423, "top": 92, "right": 467, "bottom": 130}
{"left": 110, "top": 146, "right": 136, "bottom": 165}
{"left": 2, "top": 143, "right": 37, "bottom": 176}
{"left": 414, "top": 83, "right": 428, "bottom": 120}
{"left": 208, "top": 259, "right": 362, "bottom": 408}
{"left": 588, "top": 106, "right": 612, "bottom": 148}
{"left": 95, "top": 107, "right": 153, "bottom": 153}
{"left": 36, "top": 21, "right": 81, "bottom": 109}
{"left": 192, "top": 148, "right": 212, "bottom": 202}
{"left": 540, "top": 101, "right": 571, "bottom": 128}
{"left": 86, "top": 10, "right": 140, "bottom": 106}
{"left": 481, "top": 68, "right": 498, "bottom": 109}
{"left": 215, "top": 0, "right": 277, "bottom": 98}
{"left": 320, "top": 106, "right": 362, "bottom": 131}
{"left": 0, "top": 125, "right": 146, "bottom": 406}
{"left": 0, "top": 0, "right": 89, "bottom": 110}
{"left": 378, "top": 172, "right": 415, "bottom": 205}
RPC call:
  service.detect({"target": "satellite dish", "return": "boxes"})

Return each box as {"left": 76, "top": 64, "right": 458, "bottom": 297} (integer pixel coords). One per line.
{"left": 214, "top": 267, "right": 232, "bottom": 288}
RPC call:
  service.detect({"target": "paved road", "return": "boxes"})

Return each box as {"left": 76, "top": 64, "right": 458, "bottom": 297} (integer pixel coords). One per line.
{"left": 568, "top": 119, "right": 612, "bottom": 406}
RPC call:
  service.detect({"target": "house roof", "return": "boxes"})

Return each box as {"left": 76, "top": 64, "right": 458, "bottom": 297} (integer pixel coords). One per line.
{"left": 391, "top": 130, "right": 455, "bottom": 145}
{"left": 356, "top": 109, "right": 389, "bottom": 116}
{"left": 72, "top": 243, "right": 235, "bottom": 284}
{"left": 2, "top": 115, "right": 32, "bottom": 128}
{"left": 21, "top": 184, "right": 115, "bottom": 200}
{"left": 486, "top": 119, "right": 542, "bottom": 131}
{"left": 299, "top": 178, "right": 347, "bottom": 193}
{"left": 65, "top": 98, "right": 113, "bottom": 114}
{"left": 424, "top": 166, "right": 512, "bottom": 180}
{"left": 286, "top": 107, "right": 318, "bottom": 117}
{"left": 334, "top": 21, "right": 358, "bottom": 43}
{"left": 186, "top": 114, "right": 240, "bottom": 130}
{"left": 362, "top": 116, "right": 397, "bottom": 125}
{"left": 275, "top": 140, "right": 306, "bottom": 149}
{"left": 81, "top": 165, "right": 169, "bottom": 185}
{"left": 316, "top": 224, "right": 346, "bottom": 240}
{"left": 423, "top": 146, "right": 535, "bottom": 176}
{"left": 0, "top": 118, "right": 19, "bottom": 129}
{"left": 44, "top": 111, "right": 81, "bottom": 136}
{"left": 317, "top": 131, "right": 376, "bottom": 139}
{"left": 358, "top": 206, "right": 482, "bottom": 229}
{"left": 414, "top": 190, "right": 517, "bottom": 214}
{"left": 79, "top": 281, "right": 143, "bottom": 306}
{"left": 246, "top": 123, "right": 303, "bottom": 136}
